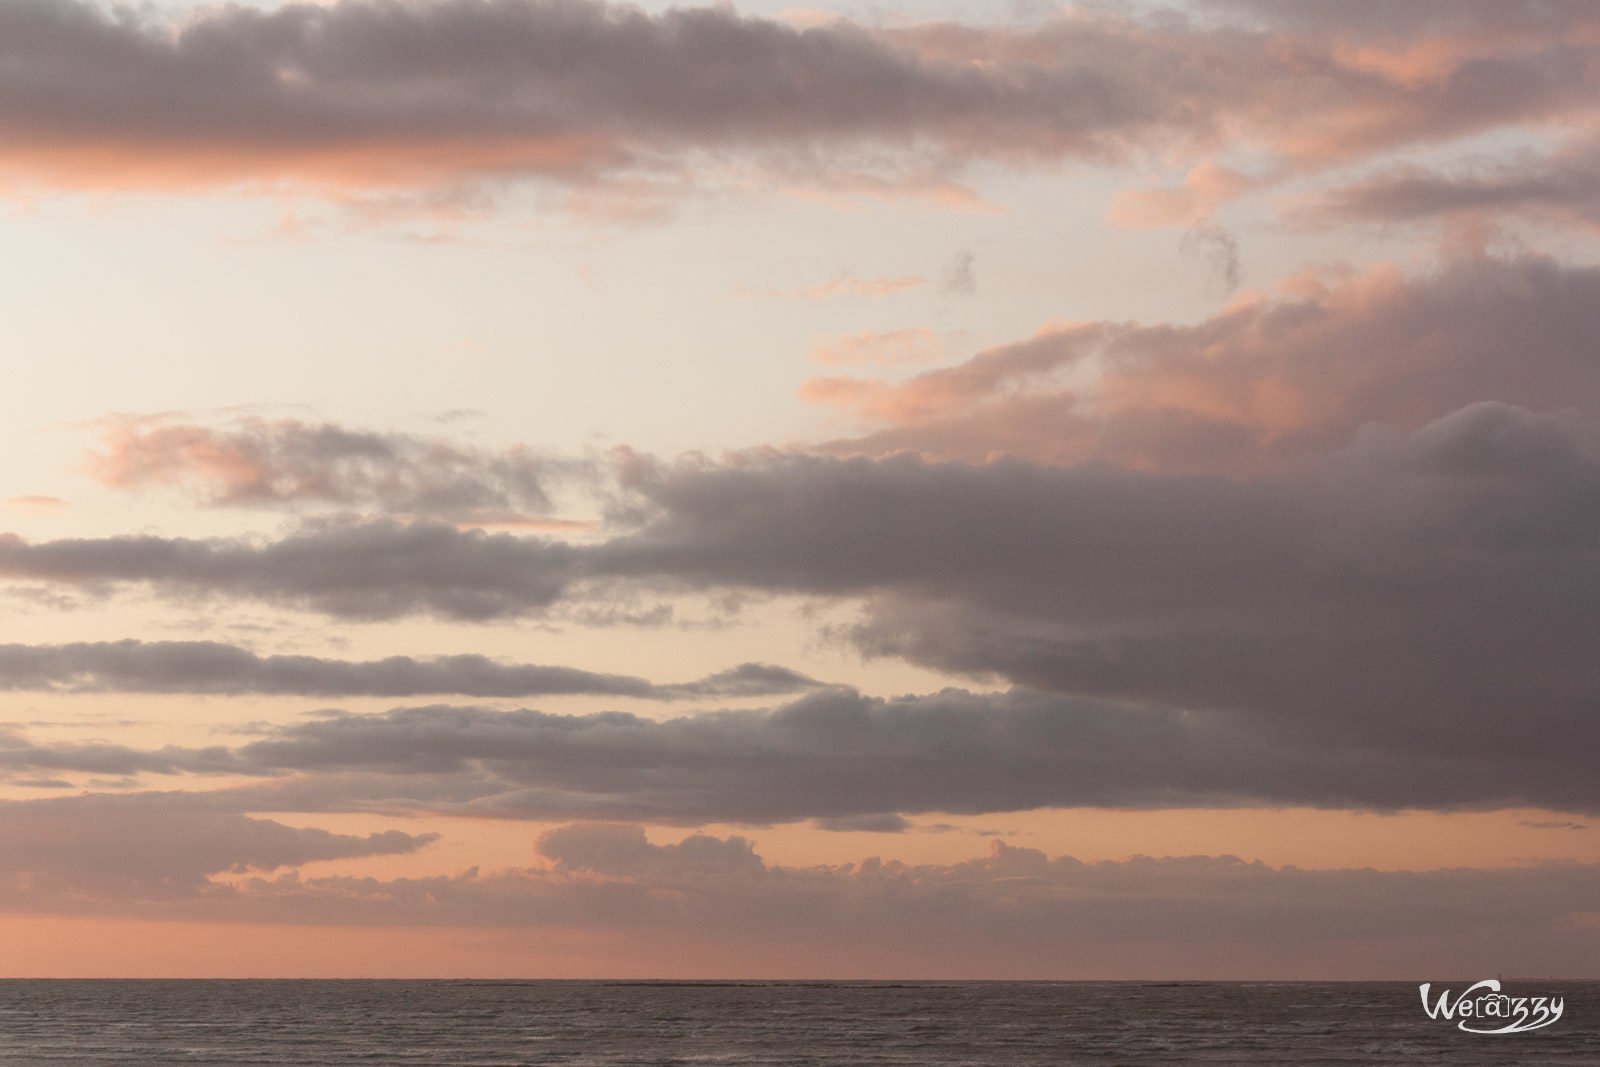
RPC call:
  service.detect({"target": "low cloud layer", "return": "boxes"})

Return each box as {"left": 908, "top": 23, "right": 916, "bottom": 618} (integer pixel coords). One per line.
{"left": 0, "top": 792, "right": 435, "bottom": 896}
{"left": 2, "top": 815, "right": 1596, "bottom": 977}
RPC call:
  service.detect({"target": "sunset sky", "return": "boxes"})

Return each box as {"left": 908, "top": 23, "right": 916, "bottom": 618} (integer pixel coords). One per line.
{"left": 2, "top": 0, "right": 1599, "bottom": 979}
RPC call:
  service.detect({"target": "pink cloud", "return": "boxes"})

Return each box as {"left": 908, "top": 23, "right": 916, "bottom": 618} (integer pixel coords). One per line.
{"left": 86, "top": 415, "right": 575, "bottom": 524}
{"left": 739, "top": 274, "right": 928, "bottom": 301}
{"left": 805, "top": 255, "right": 1600, "bottom": 473}
{"left": 2, "top": 495, "right": 67, "bottom": 513}
{"left": 812, "top": 328, "right": 946, "bottom": 366}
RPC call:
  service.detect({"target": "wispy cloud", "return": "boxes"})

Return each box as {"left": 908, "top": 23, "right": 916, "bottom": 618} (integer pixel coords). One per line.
{"left": 1, "top": 495, "right": 66, "bottom": 513}
{"left": 812, "top": 328, "right": 945, "bottom": 366}
{"left": 737, "top": 274, "right": 927, "bottom": 301}
{"left": 88, "top": 415, "right": 579, "bottom": 525}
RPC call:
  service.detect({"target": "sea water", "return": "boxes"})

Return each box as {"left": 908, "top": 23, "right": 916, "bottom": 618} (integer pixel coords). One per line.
{"left": 0, "top": 979, "right": 1595, "bottom": 1065}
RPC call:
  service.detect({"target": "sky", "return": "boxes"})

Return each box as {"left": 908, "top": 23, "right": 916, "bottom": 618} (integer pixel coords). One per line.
{"left": 1, "top": 0, "right": 1599, "bottom": 979}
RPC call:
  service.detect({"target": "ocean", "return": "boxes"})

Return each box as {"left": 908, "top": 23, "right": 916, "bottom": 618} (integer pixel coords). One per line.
{"left": 0, "top": 979, "right": 1594, "bottom": 1065}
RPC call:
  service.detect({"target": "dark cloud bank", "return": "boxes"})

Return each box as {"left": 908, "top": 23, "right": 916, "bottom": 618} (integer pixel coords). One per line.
{"left": 1, "top": 0, "right": 1596, "bottom": 199}
{"left": 5, "top": 400, "right": 1596, "bottom": 813}
{"left": 3, "top": 681, "right": 1596, "bottom": 820}
{"left": 3, "top": 255, "right": 1597, "bottom": 818}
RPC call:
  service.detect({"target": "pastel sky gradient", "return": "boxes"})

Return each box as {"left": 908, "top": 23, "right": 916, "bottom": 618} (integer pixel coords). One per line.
{"left": 2, "top": 0, "right": 1599, "bottom": 978}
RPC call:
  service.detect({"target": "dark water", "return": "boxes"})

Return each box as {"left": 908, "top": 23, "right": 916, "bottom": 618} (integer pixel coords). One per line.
{"left": 0, "top": 979, "right": 1595, "bottom": 1065}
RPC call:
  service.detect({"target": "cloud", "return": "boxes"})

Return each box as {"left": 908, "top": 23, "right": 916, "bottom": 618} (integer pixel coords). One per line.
{"left": 939, "top": 250, "right": 976, "bottom": 295}
{"left": 0, "top": 639, "right": 818, "bottom": 701}
{"left": 2, "top": 259, "right": 1596, "bottom": 817}
{"left": 0, "top": 519, "right": 584, "bottom": 620}
{"left": 814, "top": 813, "right": 914, "bottom": 833}
{"left": 5, "top": 402, "right": 1599, "bottom": 815}
{"left": 656, "top": 662, "right": 825, "bottom": 700}
{"left": 537, "top": 822, "right": 765, "bottom": 878}
{"left": 1109, "top": 161, "right": 1262, "bottom": 228}
{"left": 0, "top": 792, "right": 435, "bottom": 898}
{"left": 812, "top": 328, "right": 945, "bottom": 366}
{"left": 806, "top": 255, "right": 1600, "bottom": 472}
{"left": 1178, "top": 217, "right": 1241, "bottom": 294}
{"left": 10, "top": 670, "right": 1597, "bottom": 818}
{"left": 89, "top": 416, "right": 575, "bottom": 524}
{"left": 739, "top": 274, "right": 928, "bottom": 301}
{"left": 1, "top": 495, "right": 66, "bottom": 513}
{"left": 1208, "top": 0, "right": 1600, "bottom": 41}
{"left": 591, "top": 407, "right": 1600, "bottom": 795}
{"left": 4, "top": 815, "right": 1598, "bottom": 977}
{"left": 1, "top": 0, "right": 1596, "bottom": 209}
{"left": 0, "top": 733, "right": 242, "bottom": 781}
{"left": 1304, "top": 140, "right": 1600, "bottom": 230}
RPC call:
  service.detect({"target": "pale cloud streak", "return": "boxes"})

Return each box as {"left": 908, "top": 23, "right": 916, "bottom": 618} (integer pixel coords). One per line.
{"left": 812, "top": 328, "right": 945, "bottom": 366}
{"left": 738, "top": 274, "right": 928, "bottom": 301}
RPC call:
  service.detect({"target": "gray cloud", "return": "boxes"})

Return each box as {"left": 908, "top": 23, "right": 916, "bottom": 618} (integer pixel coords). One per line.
{"left": 0, "top": 639, "right": 817, "bottom": 701}
{"left": 0, "top": 732, "right": 241, "bottom": 780}
{"left": 0, "top": 792, "right": 435, "bottom": 897}
{"left": 1178, "top": 217, "right": 1240, "bottom": 293}
{"left": 2, "top": 257, "right": 1596, "bottom": 817}
{"left": 609, "top": 404, "right": 1600, "bottom": 771}
{"left": 228, "top": 681, "right": 1600, "bottom": 815}
{"left": 0, "top": 0, "right": 1596, "bottom": 204}
{"left": 10, "top": 678, "right": 1595, "bottom": 819}
{"left": 939, "top": 249, "right": 976, "bottom": 295}
{"left": 656, "top": 662, "right": 824, "bottom": 700}
{"left": 4, "top": 403, "right": 1599, "bottom": 812}
{"left": 1308, "top": 145, "right": 1600, "bottom": 229}
{"left": 0, "top": 520, "right": 582, "bottom": 620}
{"left": 91, "top": 416, "right": 575, "bottom": 524}
{"left": 0, "top": 640, "right": 646, "bottom": 698}
{"left": 1208, "top": 0, "right": 1599, "bottom": 39}
{"left": 814, "top": 813, "right": 915, "bottom": 833}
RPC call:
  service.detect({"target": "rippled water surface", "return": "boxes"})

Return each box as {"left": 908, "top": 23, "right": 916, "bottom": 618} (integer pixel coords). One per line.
{"left": 1, "top": 979, "right": 1595, "bottom": 1065}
